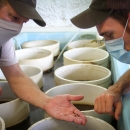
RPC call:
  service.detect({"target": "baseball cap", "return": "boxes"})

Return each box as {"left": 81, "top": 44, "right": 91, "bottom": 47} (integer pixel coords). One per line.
{"left": 71, "top": 0, "right": 113, "bottom": 29}
{"left": 7, "top": 0, "right": 46, "bottom": 27}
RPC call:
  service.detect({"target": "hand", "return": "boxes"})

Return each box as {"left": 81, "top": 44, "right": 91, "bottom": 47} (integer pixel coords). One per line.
{"left": 94, "top": 87, "right": 122, "bottom": 120}
{"left": 44, "top": 94, "right": 87, "bottom": 125}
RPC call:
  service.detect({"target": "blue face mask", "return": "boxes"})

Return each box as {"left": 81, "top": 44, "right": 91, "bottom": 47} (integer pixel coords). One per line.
{"left": 105, "top": 18, "right": 130, "bottom": 64}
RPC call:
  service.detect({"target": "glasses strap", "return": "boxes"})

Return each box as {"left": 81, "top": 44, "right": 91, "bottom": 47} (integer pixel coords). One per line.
{"left": 122, "top": 18, "right": 129, "bottom": 38}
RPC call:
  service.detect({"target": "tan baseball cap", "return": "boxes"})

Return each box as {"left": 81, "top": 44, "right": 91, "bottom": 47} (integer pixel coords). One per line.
{"left": 8, "top": 0, "right": 46, "bottom": 27}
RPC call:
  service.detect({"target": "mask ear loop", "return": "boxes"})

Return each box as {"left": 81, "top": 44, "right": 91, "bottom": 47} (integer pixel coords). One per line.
{"left": 122, "top": 18, "right": 129, "bottom": 38}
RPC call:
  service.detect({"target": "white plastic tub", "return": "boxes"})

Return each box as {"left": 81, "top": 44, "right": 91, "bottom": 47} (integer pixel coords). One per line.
{"left": 0, "top": 65, "right": 43, "bottom": 89}
{"left": 44, "top": 83, "right": 112, "bottom": 124}
{"left": 28, "top": 116, "right": 115, "bottom": 130}
{"left": 0, "top": 81, "right": 30, "bottom": 128}
{"left": 54, "top": 64, "right": 112, "bottom": 88}
{"left": 68, "top": 39, "right": 106, "bottom": 50}
{"left": 16, "top": 48, "right": 54, "bottom": 72}
{"left": 21, "top": 40, "right": 60, "bottom": 57}
{"left": 0, "top": 117, "right": 5, "bottom": 130}
{"left": 63, "top": 48, "right": 109, "bottom": 67}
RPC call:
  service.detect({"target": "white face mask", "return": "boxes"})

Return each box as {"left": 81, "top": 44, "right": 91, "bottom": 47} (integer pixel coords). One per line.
{"left": 0, "top": 18, "right": 22, "bottom": 45}
{"left": 105, "top": 18, "right": 130, "bottom": 64}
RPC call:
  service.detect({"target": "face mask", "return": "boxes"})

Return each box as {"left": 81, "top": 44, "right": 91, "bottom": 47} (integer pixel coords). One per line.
{"left": 0, "top": 18, "right": 22, "bottom": 46}
{"left": 105, "top": 18, "right": 130, "bottom": 64}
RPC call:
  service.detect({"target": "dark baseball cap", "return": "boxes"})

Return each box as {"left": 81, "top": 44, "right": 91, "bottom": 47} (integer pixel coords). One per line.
{"left": 71, "top": 0, "right": 113, "bottom": 29}
{"left": 7, "top": 0, "right": 46, "bottom": 27}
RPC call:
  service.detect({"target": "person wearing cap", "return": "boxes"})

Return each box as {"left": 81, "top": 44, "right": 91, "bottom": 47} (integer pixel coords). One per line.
{"left": 0, "top": 0, "right": 87, "bottom": 125}
{"left": 71, "top": 0, "right": 130, "bottom": 129}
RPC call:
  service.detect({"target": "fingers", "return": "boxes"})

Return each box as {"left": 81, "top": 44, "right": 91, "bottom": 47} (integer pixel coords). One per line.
{"left": 114, "top": 102, "right": 122, "bottom": 120}
{"left": 105, "top": 94, "right": 115, "bottom": 115}
{"left": 66, "top": 95, "right": 84, "bottom": 101}
{"left": 73, "top": 108, "right": 87, "bottom": 125}
{"left": 94, "top": 93, "right": 122, "bottom": 119}
{"left": 94, "top": 94, "right": 113, "bottom": 115}
{"left": 72, "top": 113, "right": 86, "bottom": 125}
{"left": 94, "top": 94, "right": 107, "bottom": 113}
{"left": 59, "top": 104, "right": 87, "bottom": 125}
{"left": 59, "top": 111, "right": 87, "bottom": 125}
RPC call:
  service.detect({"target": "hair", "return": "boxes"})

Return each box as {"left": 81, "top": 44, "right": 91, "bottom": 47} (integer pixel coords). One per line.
{"left": 110, "top": 10, "right": 130, "bottom": 33}
{"left": 106, "top": 0, "right": 130, "bottom": 10}
{"left": 0, "top": 0, "right": 8, "bottom": 8}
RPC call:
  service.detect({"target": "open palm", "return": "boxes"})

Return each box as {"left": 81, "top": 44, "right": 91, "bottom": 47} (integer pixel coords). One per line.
{"left": 45, "top": 94, "right": 87, "bottom": 125}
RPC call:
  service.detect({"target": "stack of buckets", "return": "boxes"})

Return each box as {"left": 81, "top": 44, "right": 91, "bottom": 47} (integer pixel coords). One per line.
{"left": 27, "top": 38, "right": 115, "bottom": 130}
{"left": 0, "top": 38, "right": 116, "bottom": 130}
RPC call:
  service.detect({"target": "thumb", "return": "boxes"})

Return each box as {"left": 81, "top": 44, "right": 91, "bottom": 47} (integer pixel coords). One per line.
{"left": 67, "top": 95, "right": 84, "bottom": 101}
{"left": 114, "top": 101, "right": 122, "bottom": 120}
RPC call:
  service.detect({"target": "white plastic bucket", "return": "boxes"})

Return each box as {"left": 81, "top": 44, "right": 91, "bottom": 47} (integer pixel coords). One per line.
{"left": 54, "top": 64, "right": 112, "bottom": 88}
{"left": 16, "top": 48, "right": 54, "bottom": 72}
{"left": 0, "top": 81, "right": 30, "bottom": 128}
{"left": 44, "top": 83, "right": 112, "bottom": 124}
{"left": 21, "top": 40, "right": 60, "bottom": 57}
{"left": 68, "top": 39, "right": 106, "bottom": 50}
{"left": 0, "top": 117, "right": 5, "bottom": 130}
{"left": 63, "top": 48, "right": 109, "bottom": 68}
{"left": 0, "top": 65, "right": 43, "bottom": 89}
{"left": 28, "top": 116, "right": 115, "bottom": 130}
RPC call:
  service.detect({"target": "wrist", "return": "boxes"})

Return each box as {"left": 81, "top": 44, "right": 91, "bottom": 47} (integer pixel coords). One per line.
{"left": 108, "top": 82, "right": 130, "bottom": 95}
{"left": 108, "top": 85, "right": 122, "bottom": 96}
{"left": 41, "top": 95, "right": 52, "bottom": 110}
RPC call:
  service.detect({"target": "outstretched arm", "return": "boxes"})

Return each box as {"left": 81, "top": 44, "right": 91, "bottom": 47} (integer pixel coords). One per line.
{"left": 1, "top": 63, "right": 87, "bottom": 125}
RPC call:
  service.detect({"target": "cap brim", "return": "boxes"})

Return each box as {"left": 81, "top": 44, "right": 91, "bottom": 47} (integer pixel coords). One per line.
{"left": 8, "top": 0, "right": 46, "bottom": 27}
{"left": 71, "top": 8, "right": 113, "bottom": 29}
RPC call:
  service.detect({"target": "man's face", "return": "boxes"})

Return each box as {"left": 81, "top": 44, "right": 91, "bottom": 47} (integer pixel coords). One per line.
{"left": 96, "top": 17, "right": 130, "bottom": 51}
{"left": 0, "top": 2, "right": 29, "bottom": 25}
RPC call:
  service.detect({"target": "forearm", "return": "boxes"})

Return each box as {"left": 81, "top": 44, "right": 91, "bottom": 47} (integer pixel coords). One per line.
{"left": 8, "top": 75, "right": 51, "bottom": 109}
{"left": 1, "top": 64, "right": 52, "bottom": 109}
{"left": 109, "top": 69, "right": 130, "bottom": 95}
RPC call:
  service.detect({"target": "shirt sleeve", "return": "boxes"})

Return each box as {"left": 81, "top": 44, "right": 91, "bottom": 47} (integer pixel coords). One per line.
{"left": 0, "top": 39, "right": 18, "bottom": 66}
